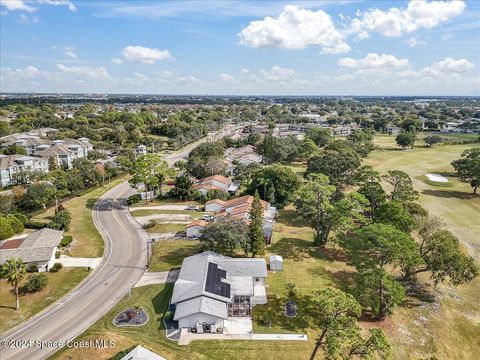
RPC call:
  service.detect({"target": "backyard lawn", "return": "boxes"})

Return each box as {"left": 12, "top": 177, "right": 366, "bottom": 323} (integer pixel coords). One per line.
{"left": 0, "top": 268, "right": 89, "bottom": 334}
{"left": 32, "top": 177, "right": 126, "bottom": 257}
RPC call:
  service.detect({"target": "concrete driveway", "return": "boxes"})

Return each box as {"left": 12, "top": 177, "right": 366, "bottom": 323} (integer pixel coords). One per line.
{"left": 59, "top": 255, "right": 102, "bottom": 269}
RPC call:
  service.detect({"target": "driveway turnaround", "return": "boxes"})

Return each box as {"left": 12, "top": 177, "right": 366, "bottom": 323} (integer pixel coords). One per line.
{"left": 0, "top": 181, "right": 147, "bottom": 360}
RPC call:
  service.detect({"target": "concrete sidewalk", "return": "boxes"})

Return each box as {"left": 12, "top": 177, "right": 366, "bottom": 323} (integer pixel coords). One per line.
{"left": 59, "top": 255, "right": 102, "bottom": 269}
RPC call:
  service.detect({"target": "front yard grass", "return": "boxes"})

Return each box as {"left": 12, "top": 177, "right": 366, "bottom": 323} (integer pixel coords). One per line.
{"left": 149, "top": 240, "right": 199, "bottom": 272}
{"left": 146, "top": 223, "right": 187, "bottom": 234}
{"left": 131, "top": 209, "right": 208, "bottom": 219}
{"left": 0, "top": 268, "right": 89, "bottom": 334}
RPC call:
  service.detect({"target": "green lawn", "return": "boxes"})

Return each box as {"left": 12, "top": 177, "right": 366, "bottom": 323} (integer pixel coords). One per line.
{"left": 146, "top": 223, "right": 187, "bottom": 234}
{"left": 129, "top": 198, "right": 201, "bottom": 208}
{"left": 364, "top": 143, "right": 480, "bottom": 360}
{"left": 0, "top": 268, "right": 89, "bottom": 334}
{"left": 149, "top": 240, "right": 200, "bottom": 272}
{"left": 33, "top": 177, "right": 126, "bottom": 257}
{"left": 131, "top": 209, "right": 208, "bottom": 219}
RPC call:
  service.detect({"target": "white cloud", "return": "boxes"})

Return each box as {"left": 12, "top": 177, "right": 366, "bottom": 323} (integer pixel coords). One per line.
{"left": 441, "top": 33, "right": 453, "bottom": 40}
{"left": 56, "top": 63, "right": 110, "bottom": 79}
{"left": 122, "top": 45, "right": 171, "bottom": 64}
{"left": 64, "top": 51, "right": 77, "bottom": 58}
{"left": 338, "top": 53, "right": 410, "bottom": 69}
{"left": 406, "top": 36, "right": 426, "bottom": 47}
{"left": 1, "top": 0, "right": 77, "bottom": 12}
{"left": 350, "top": 0, "right": 466, "bottom": 38}
{"left": 260, "top": 66, "right": 295, "bottom": 81}
{"left": 430, "top": 57, "right": 475, "bottom": 72}
{"left": 218, "top": 73, "right": 237, "bottom": 83}
{"left": 239, "top": 5, "right": 350, "bottom": 54}
{"left": 110, "top": 58, "right": 123, "bottom": 64}
{"left": 0, "top": 0, "right": 36, "bottom": 12}
{"left": 36, "top": 0, "right": 76, "bottom": 11}
{"left": 334, "top": 74, "right": 355, "bottom": 81}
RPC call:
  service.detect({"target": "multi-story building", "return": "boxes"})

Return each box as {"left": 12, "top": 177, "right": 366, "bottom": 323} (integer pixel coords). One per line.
{"left": 0, "top": 154, "right": 49, "bottom": 187}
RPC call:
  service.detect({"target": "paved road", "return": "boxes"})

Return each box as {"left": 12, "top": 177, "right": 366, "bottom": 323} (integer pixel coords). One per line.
{"left": 0, "top": 181, "right": 147, "bottom": 360}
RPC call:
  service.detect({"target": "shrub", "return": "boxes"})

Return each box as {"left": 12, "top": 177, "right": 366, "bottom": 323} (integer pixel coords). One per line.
{"left": 49, "top": 262, "right": 63, "bottom": 272}
{"left": 55, "top": 251, "right": 61, "bottom": 259}
{"left": 24, "top": 273, "right": 48, "bottom": 292}
{"left": 285, "top": 282, "right": 297, "bottom": 299}
{"left": 27, "top": 264, "right": 38, "bottom": 273}
{"left": 0, "top": 216, "right": 15, "bottom": 240}
{"left": 7, "top": 214, "right": 24, "bottom": 234}
{"left": 127, "top": 194, "right": 141, "bottom": 205}
{"left": 60, "top": 235, "right": 73, "bottom": 247}
{"left": 143, "top": 220, "right": 157, "bottom": 229}
{"left": 48, "top": 209, "right": 71, "bottom": 231}
{"left": 24, "top": 220, "right": 47, "bottom": 229}
{"left": 12, "top": 213, "right": 28, "bottom": 225}
{"left": 403, "top": 202, "right": 429, "bottom": 218}
{"left": 262, "top": 311, "right": 273, "bottom": 327}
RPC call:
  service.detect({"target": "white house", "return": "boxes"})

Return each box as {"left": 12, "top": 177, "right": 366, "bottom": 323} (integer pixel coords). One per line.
{"left": 0, "top": 154, "right": 49, "bottom": 187}
{"left": 171, "top": 251, "right": 268, "bottom": 332}
{"left": 120, "top": 345, "right": 166, "bottom": 360}
{"left": 0, "top": 228, "right": 63, "bottom": 272}
{"left": 185, "top": 220, "right": 208, "bottom": 238}
{"left": 136, "top": 145, "right": 147, "bottom": 156}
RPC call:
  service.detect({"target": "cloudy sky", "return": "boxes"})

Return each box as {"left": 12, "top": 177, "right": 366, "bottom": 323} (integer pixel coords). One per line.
{"left": 1, "top": 0, "right": 479, "bottom": 95}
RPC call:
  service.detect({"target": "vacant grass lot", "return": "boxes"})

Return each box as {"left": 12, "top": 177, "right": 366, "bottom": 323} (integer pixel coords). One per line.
{"left": 149, "top": 240, "right": 199, "bottom": 272}
{"left": 0, "top": 268, "right": 89, "bottom": 334}
{"left": 131, "top": 209, "right": 208, "bottom": 219}
{"left": 129, "top": 198, "right": 201, "bottom": 207}
{"left": 33, "top": 177, "right": 126, "bottom": 257}
{"left": 147, "top": 223, "right": 187, "bottom": 234}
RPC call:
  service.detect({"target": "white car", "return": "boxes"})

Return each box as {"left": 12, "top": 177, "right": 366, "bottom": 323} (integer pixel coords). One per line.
{"left": 201, "top": 214, "right": 214, "bottom": 222}
{"left": 185, "top": 205, "right": 200, "bottom": 211}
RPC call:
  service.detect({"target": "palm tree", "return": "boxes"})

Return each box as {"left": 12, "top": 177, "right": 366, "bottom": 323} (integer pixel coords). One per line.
{"left": 1, "top": 258, "right": 27, "bottom": 310}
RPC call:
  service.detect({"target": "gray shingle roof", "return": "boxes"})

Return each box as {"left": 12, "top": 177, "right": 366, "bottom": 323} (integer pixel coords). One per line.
{"left": 171, "top": 251, "right": 267, "bottom": 306}
{"left": 0, "top": 229, "right": 63, "bottom": 265}
{"left": 173, "top": 296, "right": 228, "bottom": 321}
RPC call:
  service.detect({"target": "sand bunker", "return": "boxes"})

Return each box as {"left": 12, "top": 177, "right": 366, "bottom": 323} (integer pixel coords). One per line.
{"left": 425, "top": 173, "right": 448, "bottom": 183}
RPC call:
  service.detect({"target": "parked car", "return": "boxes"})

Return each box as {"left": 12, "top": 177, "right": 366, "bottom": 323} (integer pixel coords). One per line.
{"left": 185, "top": 205, "right": 200, "bottom": 211}
{"left": 201, "top": 214, "right": 214, "bottom": 222}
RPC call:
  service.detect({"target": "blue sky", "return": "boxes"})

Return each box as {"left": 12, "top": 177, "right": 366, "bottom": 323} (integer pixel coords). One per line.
{"left": 1, "top": 0, "right": 479, "bottom": 95}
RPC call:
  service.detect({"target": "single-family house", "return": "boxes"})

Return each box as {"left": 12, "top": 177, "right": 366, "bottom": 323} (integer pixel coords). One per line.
{"left": 136, "top": 144, "right": 147, "bottom": 156}
{"left": 193, "top": 175, "right": 231, "bottom": 196}
{"left": 120, "top": 345, "right": 167, "bottom": 360}
{"left": 204, "top": 195, "right": 276, "bottom": 243}
{"left": 185, "top": 220, "right": 208, "bottom": 238}
{"left": 0, "top": 228, "right": 63, "bottom": 272}
{"left": 171, "top": 251, "right": 268, "bottom": 332}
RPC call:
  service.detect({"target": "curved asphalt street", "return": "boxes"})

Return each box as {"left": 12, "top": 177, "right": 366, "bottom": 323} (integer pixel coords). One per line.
{"left": 0, "top": 181, "right": 148, "bottom": 360}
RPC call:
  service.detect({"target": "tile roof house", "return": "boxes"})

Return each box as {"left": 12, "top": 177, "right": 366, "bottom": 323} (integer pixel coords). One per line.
{"left": 0, "top": 228, "right": 63, "bottom": 272}
{"left": 185, "top": 220, "right": 208, "bottom": 238}
{"left": 0, "top": 154, "right": 49, "bottom": 187}
{"left": 193, "top": 175, "right": 231, "bottom": 196}
{"left": 203, "top": 195, "right": 276, "bottom": 243}
{"left": 171, "top": 251, "right": 267, "bottom": 332}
